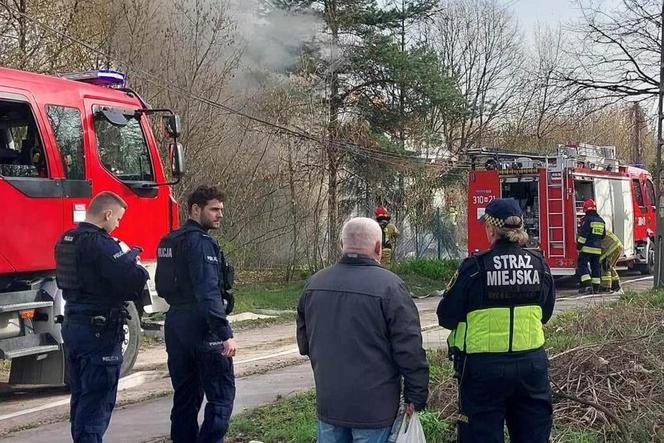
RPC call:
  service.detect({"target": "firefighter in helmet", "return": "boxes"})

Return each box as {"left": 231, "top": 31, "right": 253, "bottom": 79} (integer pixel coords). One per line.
{"left": 374, "top": 205, "right": 399, "bottom": 266}
{"left": 577, "top": 198, "right": 606, "bottom": 294}
{"left": 600, "top": 228, "right": 623, "bottom": 293}
{"left": 437, "top": 198, "right": 555, "bottom": 442}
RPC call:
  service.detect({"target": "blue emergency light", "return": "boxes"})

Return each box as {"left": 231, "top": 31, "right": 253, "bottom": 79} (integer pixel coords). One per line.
{"left": 63, "top": 70, "right": 126, "bottom": 87}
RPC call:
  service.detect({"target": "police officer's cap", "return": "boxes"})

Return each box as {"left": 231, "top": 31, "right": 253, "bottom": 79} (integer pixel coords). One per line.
{"left": 479, "top": 198, "right": 523, "bottom": 229}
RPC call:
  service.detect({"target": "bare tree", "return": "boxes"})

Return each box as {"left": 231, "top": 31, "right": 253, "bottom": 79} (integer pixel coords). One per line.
{"left": 500, "top": 25, "right": 582, "bottom": 150}
{"left": 429, "top": 0, "right": 524, "bottom": 153}
{"left": 0, "top": 0, "right": 104, "bottom": 72}
{"left": 563, "top": 0, "right": 661, "bottom": 101}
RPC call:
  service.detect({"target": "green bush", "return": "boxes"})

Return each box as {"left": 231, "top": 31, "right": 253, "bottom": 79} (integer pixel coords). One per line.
{"left": 418, "top": 410, "right": 454, "bottom": 442}
{"left": 391, "top": 259, "right": 459, "bottom": 282}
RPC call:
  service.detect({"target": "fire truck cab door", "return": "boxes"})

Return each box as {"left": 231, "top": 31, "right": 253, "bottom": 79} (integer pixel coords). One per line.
{"left": 0, "top": 88, "right": 66, "bottom": 273}
{"left": 83, "top": 97, "right": 170, "bottom": 258}
{"left": 467, "top": 170, "right": 500, "bottom": 253}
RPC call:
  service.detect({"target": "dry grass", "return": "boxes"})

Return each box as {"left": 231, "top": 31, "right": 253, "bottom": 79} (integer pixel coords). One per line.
{"left": 547, "top": 294, "right": 664, "bottom": 442}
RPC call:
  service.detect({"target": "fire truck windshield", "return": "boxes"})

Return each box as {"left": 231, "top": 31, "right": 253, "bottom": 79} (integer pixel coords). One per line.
{"left": 94, "top": 108, "right": 154, "bottom": 182}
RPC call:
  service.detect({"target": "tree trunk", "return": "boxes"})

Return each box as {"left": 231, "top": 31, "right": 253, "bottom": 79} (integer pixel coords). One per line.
{"left": 17, "top": 0, "right": 27, "bottom": 69}
{"left": 327, "top": 142, "right": 339, "bottom": 260}
{"left": 399, "top": 0, "right": 406, "bottom": 150}
{"left": 286, "top": 138, "right": 299, "bottom": 281}
{"left": 326, "top": 0, "right": 340, "bottom": 261}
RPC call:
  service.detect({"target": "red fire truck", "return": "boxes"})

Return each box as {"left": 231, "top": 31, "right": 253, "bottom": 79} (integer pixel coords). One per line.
{"left": 0, "top": 67, "right": 185, "bottom": 384}
{"left": 467, "top": 144, "right": 656, "bottom": 276}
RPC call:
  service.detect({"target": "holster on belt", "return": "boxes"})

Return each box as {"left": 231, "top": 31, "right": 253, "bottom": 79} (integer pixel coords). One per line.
{"left": 449, "top": 349, "right": 463, "bottom": 379}
{"left": 108, "top": 304, "right": 132, "bottom": 336}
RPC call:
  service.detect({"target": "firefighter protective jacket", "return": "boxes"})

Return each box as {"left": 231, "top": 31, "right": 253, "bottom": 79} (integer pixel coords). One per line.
{"left": 577, "top": 211, "right": 606, "bottom": 255}
{"left": 377, "top": 219, "right": 399, "bottom": 249}
{"left": 600, "top": 229, "right": 623, "bottom": 261}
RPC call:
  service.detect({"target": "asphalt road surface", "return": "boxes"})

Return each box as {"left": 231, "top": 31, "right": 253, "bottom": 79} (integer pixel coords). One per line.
{"left": 0, "top": 273, "right": 653, "bottom": 442}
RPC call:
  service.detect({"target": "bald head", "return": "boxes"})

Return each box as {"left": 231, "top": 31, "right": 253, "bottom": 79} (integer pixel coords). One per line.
{"left": 341, "top": 217, "right": 382, "bottom": 260}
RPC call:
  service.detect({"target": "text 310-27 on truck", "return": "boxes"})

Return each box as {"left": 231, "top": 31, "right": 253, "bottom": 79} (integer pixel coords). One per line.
{"left": 467, "top": 143, "right": 655, "bottom": 276}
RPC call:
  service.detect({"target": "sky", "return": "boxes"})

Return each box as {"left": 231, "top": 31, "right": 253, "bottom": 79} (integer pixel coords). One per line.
{"left": 511, "top": 0, "right": 623, "bottom": 37}
{"left": 512, "top": 0, "right": 582, "bottom": 30}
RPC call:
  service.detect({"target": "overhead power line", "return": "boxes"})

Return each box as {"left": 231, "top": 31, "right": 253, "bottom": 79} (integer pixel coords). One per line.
{"left": 1, "top": 2, "right": 466, "bottom": 172}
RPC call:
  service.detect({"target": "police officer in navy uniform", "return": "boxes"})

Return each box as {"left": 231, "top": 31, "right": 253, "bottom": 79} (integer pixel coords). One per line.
{"left": 577, "top": 198, "right": 606, "bottom": 294}
{"left": 155, "top": 186, "right": 237, "bottom": 443}
{"left": 437, "top": 198, "right": 555, "bottom": 443}
{"left": 55, "top": 191, "right": 149, "bottom": 443}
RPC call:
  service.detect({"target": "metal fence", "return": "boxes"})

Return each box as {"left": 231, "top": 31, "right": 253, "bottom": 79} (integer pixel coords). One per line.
{"left": 394, "top": 207, "right": 467, "bottom": 261}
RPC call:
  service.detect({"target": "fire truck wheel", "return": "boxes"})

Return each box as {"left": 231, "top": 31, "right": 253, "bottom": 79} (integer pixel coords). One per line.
{"left": 120, "top": 302, "right": 141, "bottom": 377}
{"left": 639, "top": 249, "right": 655, "bottom": 275}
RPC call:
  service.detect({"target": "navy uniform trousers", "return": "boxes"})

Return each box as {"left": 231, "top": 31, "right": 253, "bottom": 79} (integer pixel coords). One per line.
{"left": 165, "top": 306, "right": 235, "bottom": 443}
{"left": 62, "top": 306, "right": 123, "bottom": 443}
{"left": 456, "top": 348, "right": 552, "bottom": 443}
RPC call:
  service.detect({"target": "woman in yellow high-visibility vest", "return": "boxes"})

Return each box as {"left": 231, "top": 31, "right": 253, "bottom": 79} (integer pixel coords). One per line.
{"left": 437, "top": 198, "right": 555, "bottom": 443}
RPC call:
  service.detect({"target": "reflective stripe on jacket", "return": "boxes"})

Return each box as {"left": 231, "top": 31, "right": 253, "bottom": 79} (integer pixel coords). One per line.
{"left": 577, "top": 212, "right": 606, "bottom": 255}
{"left": 600, "top": 230, "right": 623, "bottom": 261}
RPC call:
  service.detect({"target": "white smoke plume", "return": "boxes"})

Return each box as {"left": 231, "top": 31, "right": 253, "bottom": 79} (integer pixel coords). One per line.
{"left": 227, "top": 0, "right": 324, "bottom": 76}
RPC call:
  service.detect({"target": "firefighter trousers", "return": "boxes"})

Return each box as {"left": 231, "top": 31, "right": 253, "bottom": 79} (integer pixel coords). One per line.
{"left": 165, "top": 307, "right": 235, "bottom": 443}
{"left": 601, "top": 247, "right": 622, "bottom": 289}
{"left": 380, "top": 247, "right": 393, "bottom": 266}
{"left": 577, "top": 251, "right": 601, "bottom": 288}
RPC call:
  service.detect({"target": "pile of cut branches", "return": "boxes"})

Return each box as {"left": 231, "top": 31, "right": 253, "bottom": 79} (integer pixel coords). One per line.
{"left": 548, "top": 295, "right": 664, "bottom": 442}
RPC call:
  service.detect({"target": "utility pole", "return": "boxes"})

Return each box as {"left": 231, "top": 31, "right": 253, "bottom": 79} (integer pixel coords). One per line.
{"left": 436, "top": 207, "right": 442, "bottom": 260}
{"left": 654, "top": 0, "right": 664, "bottom": 287}
{"left": 630, "top": 103, "right": 644, "bottom": 165}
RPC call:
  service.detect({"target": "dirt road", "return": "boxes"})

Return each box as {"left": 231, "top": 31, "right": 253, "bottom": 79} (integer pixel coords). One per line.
{"left": 0, "top": 274, "right": 652, "bottom": 442}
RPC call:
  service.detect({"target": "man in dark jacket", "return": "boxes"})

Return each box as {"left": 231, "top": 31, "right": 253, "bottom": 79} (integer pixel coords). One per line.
{"left": 297, "top": 217, "right": 429, "bottom": 443}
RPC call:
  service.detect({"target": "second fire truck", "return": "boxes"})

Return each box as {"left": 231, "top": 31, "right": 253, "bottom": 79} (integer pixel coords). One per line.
{"left": 467, "top": 143, "right": 656, "bottom": 276}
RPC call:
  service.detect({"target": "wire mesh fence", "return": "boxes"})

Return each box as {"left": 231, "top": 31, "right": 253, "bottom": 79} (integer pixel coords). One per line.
{"left": 393, "top": 207, "right": 468, "bottom": 262}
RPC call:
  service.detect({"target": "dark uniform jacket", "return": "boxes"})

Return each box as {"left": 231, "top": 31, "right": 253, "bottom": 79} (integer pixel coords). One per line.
{"left": 296, "top": 254, "right": 429, "bottom": 429}
{"left": 57, "top": 222, "right": 148, "bottom": 308}
{"left": 438, "top": 239, "right": 555, "bottom": 353}
{"left": 577, "top": 211, "right": 606, "bottom": 255}
{"left": 156, "top": 220, "right": 233, "bottom": 341}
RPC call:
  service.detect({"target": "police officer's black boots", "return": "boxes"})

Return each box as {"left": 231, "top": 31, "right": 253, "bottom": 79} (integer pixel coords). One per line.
{"left": 592, "top": 283, "right": 601, "bottom": 294}
{"left": 611, "top": 281, "right": 623, "bottom": 294}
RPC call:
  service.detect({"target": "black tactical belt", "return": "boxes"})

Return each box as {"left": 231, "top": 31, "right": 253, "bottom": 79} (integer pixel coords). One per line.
{"left": 65, "top": 314, "right": 116, "bottom": 327}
